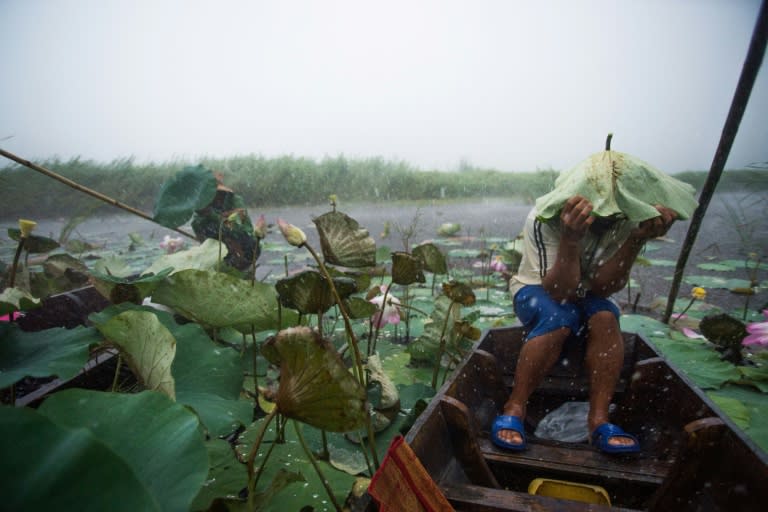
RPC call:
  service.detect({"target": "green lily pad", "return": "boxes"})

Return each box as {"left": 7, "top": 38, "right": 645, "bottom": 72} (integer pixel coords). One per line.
{"left": 313, "top": 210, "right": 376, "bottom": 268}
{"left": 153, "top": 164, "right": 218, "bottom": 228}
{"left": 697, "top": 262, "right": 738, "bottom": 272}
{"left": 0, "top": 323, "right": 100, "bottom": 388}
{"left": 413, "top": 242, "right": 448, "bottom": 275}
{"left": 38, "top": 389, "right": 208, "bottom": 512}
{"left": 682, "top": 275, "right": 752, "bottom": 290}
{"left": 94, "top": 310, "right": 176, "bottom": 398}
{"left": 0, "top": 406, "right": 160, "bottom": 511}
{"left": 150, "top": 269, "right": 279, "bottom": 333}
{"left": 262, "top": 326, "right": 367, "bottom": 432}
{"left": 0, "top": 287, "right": 40, "bottom": 316}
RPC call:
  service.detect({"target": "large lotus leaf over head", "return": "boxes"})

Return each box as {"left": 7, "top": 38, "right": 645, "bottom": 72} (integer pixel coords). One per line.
{"left": 313, "top": 211, "right": 376, "bottom": 268}
{"left": 262, "top": 326, "right": 367, "bottom": 432}
{"left": 536, "top": 141, "right": 698, "bottom": 222}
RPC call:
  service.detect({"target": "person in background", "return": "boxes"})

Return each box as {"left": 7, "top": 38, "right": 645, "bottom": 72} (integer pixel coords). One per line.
{"left": 493, "top": 136, "right": 698, "bottom": 454}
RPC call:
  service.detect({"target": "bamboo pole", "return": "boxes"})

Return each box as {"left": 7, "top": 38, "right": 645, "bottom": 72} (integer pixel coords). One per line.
{"left": 0, "top": 148, "right": 197, "bottom": 240}
{"left": 663, "top": 0, "right": 768, "bottom": 323}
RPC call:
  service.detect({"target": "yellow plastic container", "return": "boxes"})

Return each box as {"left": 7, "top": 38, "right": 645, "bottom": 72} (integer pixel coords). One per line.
{"left": 528, "top": 478, "right": 611, "bottom": 506}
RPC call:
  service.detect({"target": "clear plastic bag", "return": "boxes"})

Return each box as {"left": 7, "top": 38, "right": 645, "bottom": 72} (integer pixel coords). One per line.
{"left": 534, "top": 401, "right": 589, "bottom": 442}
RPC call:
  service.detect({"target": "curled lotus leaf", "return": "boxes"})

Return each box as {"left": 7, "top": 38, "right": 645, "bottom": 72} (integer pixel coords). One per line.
{"left": 313, "top": 211, "right": 376, "bottom": 268}
{"left": 700, "top": 314, "right": 747, "bottom": 349}
{"left": 391, "top": 251, "right": 425, "bottom": 285}
{"left": 275, "top": 270, "right": 357, "bottom": 315}
{"left": 261, "top": 326, "right": 367, "bottom": 432}
{"left": 442, "top": 280, "right": 476, "bottom": 306}
{"left": 413, "top": 243, "right": 448, "bottom": 275}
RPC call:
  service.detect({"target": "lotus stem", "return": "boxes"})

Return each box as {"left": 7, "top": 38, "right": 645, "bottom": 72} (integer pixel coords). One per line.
{"left": 111, "top": 354, "right": 123, "bottom": 392}
{"left": 431, "top": 301, "right": 456, "bottom": 389}
{"left": 294, "top": 421, "right": 342, "bottom": 512}
{"left": 302, "top": 242, "right": 380, "bottom": 468}
{"left": 246, "top": 406, "right": 278, "bottom": 503}
{"left": 9, "top": 237, "right": 26, "bottom": 288}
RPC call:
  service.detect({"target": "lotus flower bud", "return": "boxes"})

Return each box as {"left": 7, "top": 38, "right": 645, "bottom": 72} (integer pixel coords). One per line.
{"left": 691, "top": 287, "right": 706, "bottom": 300}
{"left": 277, "top": 218, "right": 307, "bottom": 247}
{"left": 18, "top": 219, "right": 37, "bottom": 238}
{"left": 253, "top": 214, "right": 267, "bottom": 239}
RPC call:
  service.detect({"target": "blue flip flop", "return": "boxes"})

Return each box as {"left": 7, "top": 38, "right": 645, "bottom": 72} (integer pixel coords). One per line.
{"left": 591, "top": 423, "right": 640, "bottom": 454}
{"left": 491, "top": 415, "right": 527, "bottom": 451}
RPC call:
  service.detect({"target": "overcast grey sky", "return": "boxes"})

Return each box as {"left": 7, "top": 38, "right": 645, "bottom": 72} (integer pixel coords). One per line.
{"left": 1, "top": 0, "right": 766, "bottom": 173}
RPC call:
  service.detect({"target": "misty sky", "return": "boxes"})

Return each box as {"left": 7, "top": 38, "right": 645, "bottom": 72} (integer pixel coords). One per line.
{"left": 1, "top": 0, "right": 766, "bottom": 173}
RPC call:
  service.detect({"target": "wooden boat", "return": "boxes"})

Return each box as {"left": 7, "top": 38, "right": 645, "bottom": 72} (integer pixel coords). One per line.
{"left": 396, "top": 326, "right": 768, "bottom": 511}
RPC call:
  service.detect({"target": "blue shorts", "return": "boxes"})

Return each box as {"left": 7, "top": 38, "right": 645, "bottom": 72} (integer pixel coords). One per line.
{"left": 513, "top": 285, "right": 620, "bottom": 342}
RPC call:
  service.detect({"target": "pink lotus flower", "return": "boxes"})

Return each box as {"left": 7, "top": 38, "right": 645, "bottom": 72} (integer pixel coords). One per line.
{"left": 159, "top": 235, "right": 185, "bottom": 254}
{"left": 370, "top": 286, "right": 401, "bottom": 328}
{"left": 0, "top": 311, "right": 23, "bottom": 322}
{"left": 742, "top": 309, "right": 768, "bottom": 347}
{"left": 490, "top": 256, "right": 508, "bottom": 273}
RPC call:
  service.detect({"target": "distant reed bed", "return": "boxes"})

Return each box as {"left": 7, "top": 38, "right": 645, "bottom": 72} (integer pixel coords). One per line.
{"left": 0, "top": 154, "right": 765, "bottom": 219}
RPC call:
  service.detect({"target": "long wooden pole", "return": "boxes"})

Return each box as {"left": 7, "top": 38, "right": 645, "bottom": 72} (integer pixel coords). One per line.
{"left": 663, "top": 0, "right": 768, "bottom": 323}
{"left": 0, "top": 148, "right": 197, "bottom": 240}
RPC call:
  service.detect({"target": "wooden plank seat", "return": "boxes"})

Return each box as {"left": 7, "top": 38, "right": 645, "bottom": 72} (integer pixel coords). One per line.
{"left": 440, "top": 483, "right": 644, "bottom": 512}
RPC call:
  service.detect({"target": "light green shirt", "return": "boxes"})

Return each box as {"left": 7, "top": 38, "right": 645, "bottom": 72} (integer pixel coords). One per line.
{"left": 509, "top": 207, "right": 637, "bottom": 298}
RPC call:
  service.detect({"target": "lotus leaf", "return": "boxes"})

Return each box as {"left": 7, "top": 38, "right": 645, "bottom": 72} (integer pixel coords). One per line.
{"left": 142, "top": 238, "right": 226, "bottom": 276}
{"left": 275, "top": 269, "right": 357, "bottom": 315}
{"left": 437, "top": 223, "right": 461, "bottom": 236}
{"left": 391, "top": 251, "right": 425, "bottom": 285}
{"left": 262, "top": 326, "right": 367, "bottom": 432}
{"left": 0, "top": 323, "right": 99, "bottom": 388}
{"left": 0, "top": 406, "right": 160, "bottom": 511}
{"left": 94, "top": 310, "right": 176, "bottom": 398}
{"left": 313, "top": 210, "right": 376, "bottom": 267}
{"left": 92, "top": 267, "right": 174, "bottom": 305}
{"left": 442, "top": 280, "right": 476, "bottom": 306}
{"left": 535, "top": 144, "right": 698, "bottom": 221}
{"left": 38, "top": 389, "right": 208, "bottom": 512}
{"left": 406, "top": 296, "right": 462, "bottom": 365}
{"left": 0, "top": 287, "right": 40, "bottom": 316}
{"left": 413, "top": 242, "right": 448, "bottom": 274}
{"left": 153, "top": 164, "right": 218, "bottom": 228}
{"left": 7, "top": 228, "right": 60, "bottom": 253}
{"left": 150, "top": 268, "right": 279, "bottom": 332}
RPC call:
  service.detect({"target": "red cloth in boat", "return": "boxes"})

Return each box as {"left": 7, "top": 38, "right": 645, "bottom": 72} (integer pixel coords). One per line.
{"left": 369, "top": 435, "right": 454, "bottom": 512}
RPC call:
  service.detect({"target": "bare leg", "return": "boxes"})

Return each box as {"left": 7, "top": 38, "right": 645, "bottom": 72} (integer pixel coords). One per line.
{"left": 585, "top": 311, "right": 633, "bottom": 447}
{"left": 497, "top": 327, "right": 571, "bottom": 444}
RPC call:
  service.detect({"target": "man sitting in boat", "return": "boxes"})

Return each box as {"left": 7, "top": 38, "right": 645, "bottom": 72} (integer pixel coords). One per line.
{"left": 494, "top": 136, "right": 698, "bottom": 454}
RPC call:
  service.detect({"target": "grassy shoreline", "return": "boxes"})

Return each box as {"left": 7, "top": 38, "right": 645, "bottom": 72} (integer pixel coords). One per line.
{"left": 1, "top": 154, "right": 766, "bottom": 219}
